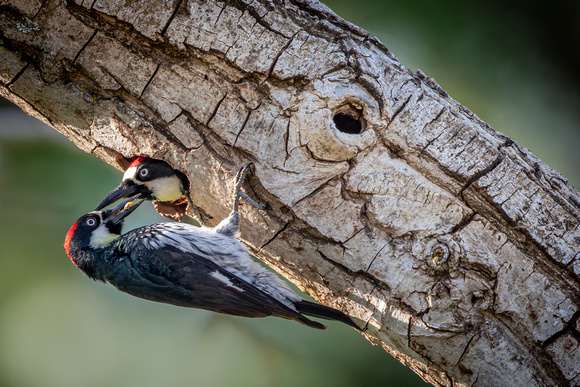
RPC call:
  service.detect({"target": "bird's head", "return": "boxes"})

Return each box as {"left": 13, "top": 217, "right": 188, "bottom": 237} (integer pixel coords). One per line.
{"left": 65, "top": 197, "right": 144, "bottom": 265}
{"left": 95, "top": 157, "right": 188, "bottom": 210}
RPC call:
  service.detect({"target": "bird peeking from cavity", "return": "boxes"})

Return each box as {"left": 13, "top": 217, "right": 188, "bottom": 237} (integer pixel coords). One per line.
{"left": 95, "top": 157, "right": 204, "bottom": 223}
{"left": 95, "top": 157, "right": 266, "bottom": 224}
{"left": 65, "top": 163, "right": 360, "bottom": 330}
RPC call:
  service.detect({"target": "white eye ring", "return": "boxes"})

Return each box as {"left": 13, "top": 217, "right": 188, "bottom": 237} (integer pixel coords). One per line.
{"left": 85, "top": 217, "right": 97, "bottom": 227}
{"left": 139, "top": 168, "right": 150, "bottom": 178}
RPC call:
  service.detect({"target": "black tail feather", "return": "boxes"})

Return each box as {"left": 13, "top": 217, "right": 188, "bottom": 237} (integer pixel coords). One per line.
{"left": 295, "top": 300, "right": 361, "bottom": 331}
{"left": 294, "top": 314, "right": 327, "bottom": 330}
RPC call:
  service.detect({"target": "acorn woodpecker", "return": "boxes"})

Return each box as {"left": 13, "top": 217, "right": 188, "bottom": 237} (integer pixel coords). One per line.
{"left": 95, "top": 157, "right": 265, "bottom": 224}
{"left": 94, "top": 157, "right": 205, "bottom": 224}
{"left": 66, "top": 167, "right": 360, "bottom": 330}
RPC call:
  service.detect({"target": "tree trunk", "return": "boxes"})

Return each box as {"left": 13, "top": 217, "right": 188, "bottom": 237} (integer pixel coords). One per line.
{"left": 1, "top": 0, "right": 579, "bottom": 385}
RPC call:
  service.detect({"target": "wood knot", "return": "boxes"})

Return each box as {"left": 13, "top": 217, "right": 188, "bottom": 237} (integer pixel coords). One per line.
{"left": 431, "top": 243, "right": 450, "bottom": 266}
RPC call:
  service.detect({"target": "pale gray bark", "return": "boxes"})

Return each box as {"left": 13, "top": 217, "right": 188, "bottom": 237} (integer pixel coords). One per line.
{"left": 1, "top": 0, "right": 579, "bottom": 385}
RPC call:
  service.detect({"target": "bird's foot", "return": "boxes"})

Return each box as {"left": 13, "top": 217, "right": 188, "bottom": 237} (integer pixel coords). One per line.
{"left": 232, "top": 163, "right": 268, "bottom": 212}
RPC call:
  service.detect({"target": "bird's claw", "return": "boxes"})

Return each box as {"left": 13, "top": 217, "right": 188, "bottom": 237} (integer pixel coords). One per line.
{"left": 232, "top": 163, "right": 267, "bottom": 212}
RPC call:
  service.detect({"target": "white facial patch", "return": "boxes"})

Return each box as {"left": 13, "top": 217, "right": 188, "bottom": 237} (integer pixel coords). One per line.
{"left": 123, "top": 166, "right": 138, "bottom": 181}
{"left": 146, "top": 175, "right": 183, "bottom": 201}
{"left": 90, "top": 224, "right": 119, "bottom": 248}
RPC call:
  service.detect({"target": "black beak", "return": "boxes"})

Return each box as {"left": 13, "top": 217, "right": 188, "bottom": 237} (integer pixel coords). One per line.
{"left": 95, "top": 182, "right": 142, "bottom": 211}
{"left": 104, "top": 196, "right": 145, "bottom": 226}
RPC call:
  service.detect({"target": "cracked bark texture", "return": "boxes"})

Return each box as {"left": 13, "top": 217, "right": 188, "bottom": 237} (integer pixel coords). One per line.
{"left": 1, "top": 0, "right": 580, "bottom": 385}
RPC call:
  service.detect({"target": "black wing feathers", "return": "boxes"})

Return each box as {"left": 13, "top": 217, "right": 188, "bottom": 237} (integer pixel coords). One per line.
{"left": 109, "top": 245, "right": 326, "bottom": 328}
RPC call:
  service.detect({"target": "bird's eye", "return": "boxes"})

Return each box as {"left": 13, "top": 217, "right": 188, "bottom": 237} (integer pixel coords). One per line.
{"left": 85, "top": 217, "right": 97, "bottom": 227}
{"left": 139, "top": 168, "right": 150, "bottom": 179}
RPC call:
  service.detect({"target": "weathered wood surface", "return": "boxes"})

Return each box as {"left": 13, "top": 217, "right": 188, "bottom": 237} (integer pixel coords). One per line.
{"left": 1, "top": 0, "right": 579, "bottom": 385}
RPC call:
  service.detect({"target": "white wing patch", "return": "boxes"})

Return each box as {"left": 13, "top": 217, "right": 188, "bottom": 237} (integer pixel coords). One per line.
{"left": 210, "top": 271, "right": 244, "bottom": 292}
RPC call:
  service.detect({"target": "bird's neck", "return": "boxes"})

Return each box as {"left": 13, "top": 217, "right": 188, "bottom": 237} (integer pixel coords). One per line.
{"left": 73, "top": 247, "right": 112, "bottom": 282}
{"left": 149, "top": 176, "right": 184, "bottom": 202}
{"left": 90, "top": 225, "right": 120, "bottom": 249}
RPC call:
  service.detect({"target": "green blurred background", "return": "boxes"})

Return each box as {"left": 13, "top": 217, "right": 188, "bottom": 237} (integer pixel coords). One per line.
{"left": 0, "top": 1, "right": 578, "bottom": 386}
